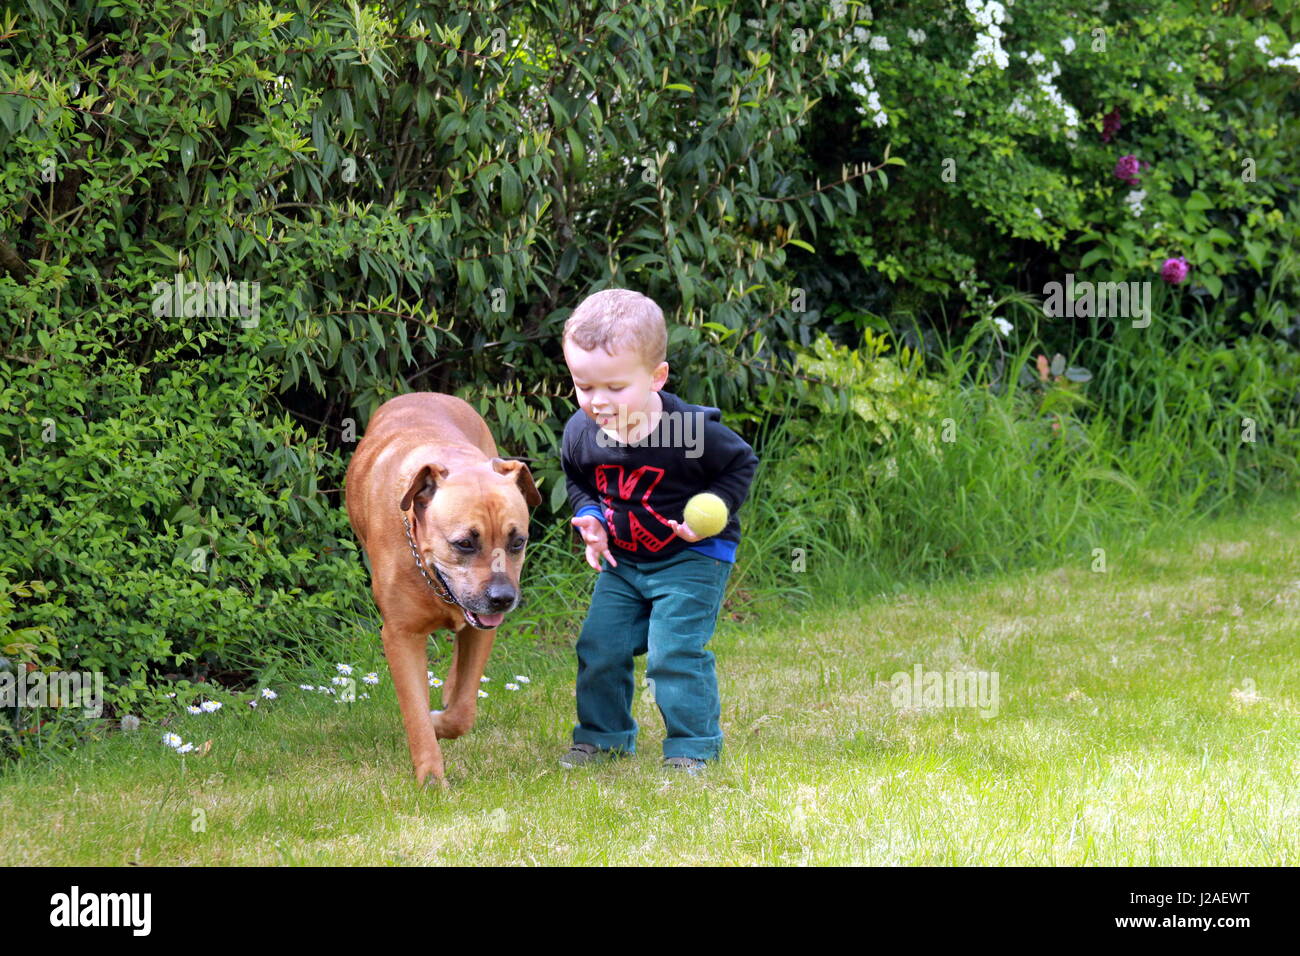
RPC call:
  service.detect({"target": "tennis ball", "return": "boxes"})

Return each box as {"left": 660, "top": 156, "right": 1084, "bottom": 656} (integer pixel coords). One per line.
{"left": 683, "top": 493, "right": 729, "bottom": 538}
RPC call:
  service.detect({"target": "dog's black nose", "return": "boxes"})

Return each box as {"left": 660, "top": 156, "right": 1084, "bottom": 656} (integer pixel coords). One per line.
{"left": 485, "top": 584, "right": 516, "bottom": 611}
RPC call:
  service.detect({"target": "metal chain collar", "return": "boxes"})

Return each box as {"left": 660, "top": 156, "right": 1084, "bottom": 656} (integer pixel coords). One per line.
{"left": 401, "top": 510, "right": 459, "bottom": 607}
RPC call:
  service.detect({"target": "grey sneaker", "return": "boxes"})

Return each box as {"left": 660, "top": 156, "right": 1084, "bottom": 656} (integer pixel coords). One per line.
{"left": 662, "top": 756, "right": 708, "bottom": 775}
{"left": 559, "top": 742, "right": 628, "bottom": 768}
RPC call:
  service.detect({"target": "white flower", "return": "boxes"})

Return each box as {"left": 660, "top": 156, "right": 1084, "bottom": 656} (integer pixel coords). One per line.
{"left": 853, "top": 26, "right": 869, "bottom": 43}
{"left": 1255, "top": 35, "right": 1272, "bottom": 53}
{"left": 1061, "top": 36, "right": 1076, "bottom": 54}
{"left": 1167, "top": 60, "right": 1183, "bottom": 72}
{"left": 1267, "top": 42, "right": 1300, "bottom": 70}
{"left": 177, "top": 742, "right": 194, "bottom": 754}
{"left": 907, "top": 28, "right": 926, "bottom": 44}
{"left": 992, "top": 317, "right": 1014, "bottom": 336}
{"left": 298, "top": 684, "right": 313, "bottom": 690}
{"left": 1125, "top": 189, "right": 1146, "bottom": 216}
{"left": 187, "top": 705, "right": 202, "bottom": 715}
{"left": 200, "top": 700, "right": 222, "bottom": 713}
{"left": 363, "top": 673, "right": 379, "bottom": 685}
{"left": 869, "top": 35, "right": 890, "bottom": 51}
{"left": 515, "top": 675, "right": 530, "bottom": 684}
{"left": 478, "top": 689, "right": 488, "bottom": 698}
{"left": 165, "top": 692, "right": 177, "bottom": 699}
{"left": 430, "top": 676, "right": 443, "bottom": 688}
{"left": 335, "top": 663, "right": 353, "bottom": 675}
{"left": 260, "top": 688, "right": 277, "bottom": 700}
{"left": 360, "top": 693, "right": 370, "bottom": 700}
{"left": 1033, "top": 207, "right": 1043, "bottom": 218}
{"left": 505, "top": 683, "right": 520, "bottom": 691}
{"left": 163, "top": 732, "right": 183, "bottom": 748}
{"left": 480, "top": 675, "right": 490, "bottom": 682}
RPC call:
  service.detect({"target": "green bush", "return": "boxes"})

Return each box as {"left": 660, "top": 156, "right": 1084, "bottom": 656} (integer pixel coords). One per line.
{"left": 814, "top": 0, "right": 1300, "bottom": 333}
{"left": 0, "top": 0, "right": 884, "bottom": 734}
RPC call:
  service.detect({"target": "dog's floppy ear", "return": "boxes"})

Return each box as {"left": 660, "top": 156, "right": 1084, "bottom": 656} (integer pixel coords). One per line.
{"left": 491, "top": 458, "right": 542, "bottom": 509}
{"left": 400, "top": 463, "right": 450, "bottom": 511}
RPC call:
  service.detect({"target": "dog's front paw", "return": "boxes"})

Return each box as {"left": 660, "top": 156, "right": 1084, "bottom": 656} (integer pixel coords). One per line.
{"left": 415, "top": 758, "right": 449, "bottom": 790}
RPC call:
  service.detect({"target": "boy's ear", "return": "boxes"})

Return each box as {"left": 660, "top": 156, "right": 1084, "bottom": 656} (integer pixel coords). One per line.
{"left": 651, "top": 360, "right": 670, "bottom": 388}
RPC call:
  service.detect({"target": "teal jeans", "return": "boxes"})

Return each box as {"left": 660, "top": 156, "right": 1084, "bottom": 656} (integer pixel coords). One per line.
{"left": 572, "top": 548, "right": 732, "bottom": 761}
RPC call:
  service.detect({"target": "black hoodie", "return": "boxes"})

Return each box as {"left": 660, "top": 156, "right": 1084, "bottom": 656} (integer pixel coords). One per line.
{"left": 561, "top": 390, "right": 759, "bottom": 564}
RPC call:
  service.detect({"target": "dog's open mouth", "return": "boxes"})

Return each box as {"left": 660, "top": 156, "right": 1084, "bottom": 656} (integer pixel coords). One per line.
{"left": 463, "top": 609, "right": 505, "bottom": 629}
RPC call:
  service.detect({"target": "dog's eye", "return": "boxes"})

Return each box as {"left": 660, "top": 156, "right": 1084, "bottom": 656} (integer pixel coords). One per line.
{"left": 452, "top": 538, "right": 476, "bottom": 553}
{"left": 510, "top": 538, "right": 527, "bottom": 552}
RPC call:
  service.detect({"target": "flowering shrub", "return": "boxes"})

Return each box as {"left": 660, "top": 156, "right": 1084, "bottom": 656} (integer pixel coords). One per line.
{"left": 814, "top": 0, "right": 1300, "bottom": 332}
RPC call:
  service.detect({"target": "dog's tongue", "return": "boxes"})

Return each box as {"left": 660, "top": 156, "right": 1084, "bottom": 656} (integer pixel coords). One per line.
{"left": 476, "top": 612, "right": 505, "bottom": 628}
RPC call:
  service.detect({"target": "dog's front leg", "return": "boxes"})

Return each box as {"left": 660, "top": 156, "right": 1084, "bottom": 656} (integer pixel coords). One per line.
{"left": 381, "top": 623, "right": 447, "bottom": 789}
{"left": 434, "top": 624, "right": 497, "bottom": 740}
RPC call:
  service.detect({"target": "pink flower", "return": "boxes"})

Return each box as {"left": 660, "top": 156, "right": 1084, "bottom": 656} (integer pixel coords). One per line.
{"left": 1100, "top": 108, "right": 1122, "bottom": 142}
{"left": 1113, "top": 154, "right": 1150, "bottom": 186}
{"left": 1161, "top": 257, "right": 1189, "bottom": 284}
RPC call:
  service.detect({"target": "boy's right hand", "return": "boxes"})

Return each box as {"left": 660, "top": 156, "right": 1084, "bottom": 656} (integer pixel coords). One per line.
{"left": 571, "top": 515, "right": 618, "bottom": 571}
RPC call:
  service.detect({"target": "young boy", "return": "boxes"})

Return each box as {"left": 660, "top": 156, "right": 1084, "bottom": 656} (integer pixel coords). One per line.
{"left": 557, "top": 288, "right": 759, "bottom": 774}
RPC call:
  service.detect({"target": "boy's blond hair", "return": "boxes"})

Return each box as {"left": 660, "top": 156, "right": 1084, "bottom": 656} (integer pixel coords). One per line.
{"left": 562, "top": 288, "right": 667, "bottom": 372}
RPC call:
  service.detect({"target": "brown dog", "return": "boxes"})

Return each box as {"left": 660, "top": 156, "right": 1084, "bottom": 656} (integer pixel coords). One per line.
{"left": 344, "top": 393, "right": 541, "bottom": 788}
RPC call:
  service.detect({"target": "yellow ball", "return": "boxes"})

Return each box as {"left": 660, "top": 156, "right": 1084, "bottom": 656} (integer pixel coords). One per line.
{"left": 683, "top": 493, "right": 729, "bottom": 538}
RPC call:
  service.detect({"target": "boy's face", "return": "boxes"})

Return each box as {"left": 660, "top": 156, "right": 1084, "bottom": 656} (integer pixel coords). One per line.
{"left": 563, "top": 339, "right": 668, "bottom": 432}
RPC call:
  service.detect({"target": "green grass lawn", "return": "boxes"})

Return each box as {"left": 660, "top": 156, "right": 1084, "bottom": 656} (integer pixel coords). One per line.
{"left": 3, "top": 494, "right": 1297, "bottom": 865}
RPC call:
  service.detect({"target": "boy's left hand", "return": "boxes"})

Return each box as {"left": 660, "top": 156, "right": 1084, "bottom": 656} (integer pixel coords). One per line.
{"left": 666, "top": 518, "right": 702, "bottom": 543}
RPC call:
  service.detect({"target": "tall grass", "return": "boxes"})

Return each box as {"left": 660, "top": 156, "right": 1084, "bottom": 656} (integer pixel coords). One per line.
{"left": 711, "top": 298, "right": 1300, "bottom": 610}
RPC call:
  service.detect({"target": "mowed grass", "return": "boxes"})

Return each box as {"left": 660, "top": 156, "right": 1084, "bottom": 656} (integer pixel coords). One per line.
{"left": 2, "top": 494, "right": 1297, "bottom": 865}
